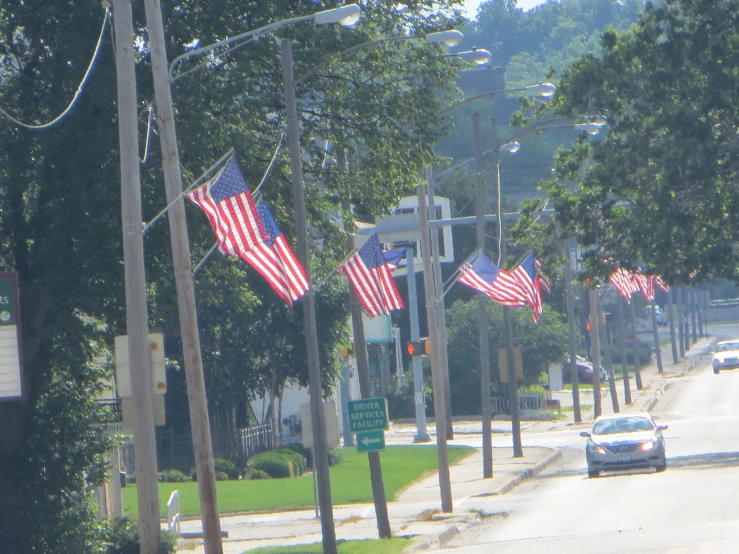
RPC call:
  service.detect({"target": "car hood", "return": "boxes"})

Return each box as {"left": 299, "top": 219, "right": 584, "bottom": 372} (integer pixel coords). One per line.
{"left": 591, "top": 431, "right": 656, "bottom": 446}
{"left": 714, "top": 349, "right": 739, "bottom": 358}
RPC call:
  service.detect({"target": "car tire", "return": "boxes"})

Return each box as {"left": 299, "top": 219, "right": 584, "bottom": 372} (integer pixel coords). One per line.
{"left": 714, "top": 368, "right": 720, "bottom": 374}
{"left": 655, "top": 462, "right": 667, "bottom": 473}
{"left": 587, "top": 469, "right": 600, "bottom": 478}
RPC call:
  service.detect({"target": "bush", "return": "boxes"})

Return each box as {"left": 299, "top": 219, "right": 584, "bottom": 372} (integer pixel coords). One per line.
{"left": 245, "top": 468, "right": 270, "bottom": 480}
{"left": 213, "top": 458, "right": 241, "bottom": 480}
{"left": 283, "top": 442, "right": 311, "bottom": 467}
{"left": 191, "top": 458, "right": 241, "bottom": 482}
{"left": 105, "top": 517, "right": 176, "bottom": 554}
{"left": 215, "top": 471, "right": 229, "bottom": 481}
{"left": 158, "top": 469, "right": 189, "bottom": 483}
{"left": 125, "top": 473, "right": 136, "bottom": 485}
{"left": 328, "top": 446, "right": 343, "bottom": 467}
{"left": 274, "top": 448, "right": 307, "bottom": 475}
{"left": 248, "top": 451, "right": 293, "bottom": 478}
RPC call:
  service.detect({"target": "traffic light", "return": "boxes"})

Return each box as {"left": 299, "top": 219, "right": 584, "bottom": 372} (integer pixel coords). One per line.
{"left": 339, "top": 345, "right": 354, "bottom": 357}
{"left": 406, "top": 338, "right": 431, "bottom": 356}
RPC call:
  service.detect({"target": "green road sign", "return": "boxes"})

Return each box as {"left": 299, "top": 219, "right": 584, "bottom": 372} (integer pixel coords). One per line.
{"left": 347, "top": 397, "right": 389, "bottom": 433}
{"left": 356, "top": 429, "right": 385, "bottom": 453}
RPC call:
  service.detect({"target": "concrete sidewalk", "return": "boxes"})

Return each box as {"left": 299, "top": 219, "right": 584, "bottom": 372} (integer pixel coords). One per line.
{"left": 178, "top": 446, "right": 560, "bottom": 553}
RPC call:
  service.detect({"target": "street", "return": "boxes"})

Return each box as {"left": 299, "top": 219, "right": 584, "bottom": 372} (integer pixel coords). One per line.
{"left": 440, "top": 327, "right": 739, "bottom": 553}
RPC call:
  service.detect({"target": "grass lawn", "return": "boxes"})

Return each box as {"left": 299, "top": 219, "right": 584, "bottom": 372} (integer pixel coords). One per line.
{"left": 244, "top": 538, "right": 413, "bottom": 553}
{"left": 122, "top": 445, "right": 473, "bottom": 519}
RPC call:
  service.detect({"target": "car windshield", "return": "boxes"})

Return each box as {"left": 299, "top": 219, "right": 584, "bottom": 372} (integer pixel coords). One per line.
{"left": 716, "top": 341, "right": 739, "bottom": 353}
{"left": 592, "top": 416, "right": 655, "bottom": 435}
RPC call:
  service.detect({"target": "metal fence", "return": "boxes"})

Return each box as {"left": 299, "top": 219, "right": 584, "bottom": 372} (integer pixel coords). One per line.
{"left": 491, "top": 392, "right": 545, "bottom": 416}
{"left": 167, "top": 491, "right": 180, "bottom": 538}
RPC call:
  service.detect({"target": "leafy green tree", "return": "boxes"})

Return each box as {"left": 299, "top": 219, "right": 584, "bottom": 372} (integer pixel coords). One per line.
{"left": 545, "top": 0, "right": 739, "bottom": 284}
{"left": 445, "top": 296, "right": 568, "bottom": 415}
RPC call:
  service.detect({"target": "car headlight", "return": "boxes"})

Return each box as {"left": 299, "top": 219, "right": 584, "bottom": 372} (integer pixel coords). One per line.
{"left": 588, "top": 443, "right": 607, "bottom": 455}
{"left": 717, "top": 357, "right": 725, "bottom": 363}
{"left": 641, "top": 441, "right": 655, "bottom": 451}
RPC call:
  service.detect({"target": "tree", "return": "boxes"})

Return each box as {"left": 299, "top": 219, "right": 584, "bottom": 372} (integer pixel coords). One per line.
{"left": 545, "top": 0, "right": 739, "bottom": 284}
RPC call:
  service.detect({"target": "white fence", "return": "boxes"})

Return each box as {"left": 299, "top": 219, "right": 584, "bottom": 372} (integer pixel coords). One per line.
{"left": 167, "top": 490, "right": 180, "bottom": 538}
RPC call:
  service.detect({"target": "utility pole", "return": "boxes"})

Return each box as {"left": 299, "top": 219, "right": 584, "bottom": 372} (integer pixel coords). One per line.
{"left": 339, "top": 151, "right": 391, "bottom": 539}
{"left": 690, "top": 287, "right": 698, "bottom": 344}
{"left": 492, "top": 119, "right": 523, "bottom": 458}
{"left": 676, "top": 287, "right": 686, "bottom": 357}
{"left": 405, "top": 251, "right": 430, "bottom": 443}
{"left": 667, "top": 288, "right": 679, "bottom": 363}
{"left": 650, "top": 298, "right": 663, "bottom": 373}
{"left": 111, "top": 1, "right": 160, "bottom": 551}
{"left": 473, "top": 113, "right": 492, "bottom": 478}
{"left": 616, "top": 298, "right": 631, "bottom": 404}
{"left": 417, "top": 179, "right": 453, "bottom": 512}
{"left": 426, "top": 169, "right": 453, "bottom": 440}
{"left": 629, "top": 301, "right": 643, "bottom": 389}
{"left": 564, "top": 238, "right": 581, "bottom": 422}
{"left": 281, "top": 40, "right": 338, "bottom": 553}
{"left": 142, "top": 2, "right": 223, "bottom": 552}
{"left": 589, "top": 287, "right": 602, "bottom": 418}
{"left": 599, "top": 296, "right": 619, "bottom": 413}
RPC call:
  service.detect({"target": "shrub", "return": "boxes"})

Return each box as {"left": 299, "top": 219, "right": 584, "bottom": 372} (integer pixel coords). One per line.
{"left": 215, "top": 471, "right": 229, "bottom": 481}
{"left": 248, "top": 451, "right": 293, "bottom": 478}
{"left": 105, "top": 517, "right": 176, "bottom": 554}
{"left": 158, "top": 469, "right": 189, "bottom": 483}
{"left": 125, "top": 473, "right": 136, "bottom": 485}
{"left": 283, "top": 442, "right": 311, "bottom": 467}
{"left": 213, "top": 458, "right": 241, "bottom": 480}
{"left": 274, "top": 448, "right": 307, "bottom": 475}
{"left": 328, "top": 446, "right": 343, "bottom": 467}
{"left": 245, "top": 468, "right": 270, "bottom": 480}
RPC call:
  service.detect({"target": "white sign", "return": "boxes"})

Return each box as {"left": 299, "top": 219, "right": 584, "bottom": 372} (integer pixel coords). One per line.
{"left": 115, "top": 333, "right": 167, "bottom": 397}
{"left": 0, "top": 326, "right": 22, "bottom": 399}
{"left": 300, "top": 401, "right": 340, "bottom": 449}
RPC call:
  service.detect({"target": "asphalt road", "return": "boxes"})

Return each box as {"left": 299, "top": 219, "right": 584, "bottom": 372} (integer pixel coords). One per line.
{"left": 440, "top": 340, "right": 739, "bottom": 553}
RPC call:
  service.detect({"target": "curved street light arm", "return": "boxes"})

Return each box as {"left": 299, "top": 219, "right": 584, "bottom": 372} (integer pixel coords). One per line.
{"left": 168, "top": 13, "right": 315, "bottom": 82}
{"left": 440, "top": 83, "right": 556, "bottom": 115}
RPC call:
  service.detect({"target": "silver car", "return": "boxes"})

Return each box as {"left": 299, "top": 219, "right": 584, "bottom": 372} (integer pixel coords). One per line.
{"left": 712, "top": 340, "right": 739, "bottom": 374}
{"left": 580, "top": 413, "right": 667, "bottom": 478}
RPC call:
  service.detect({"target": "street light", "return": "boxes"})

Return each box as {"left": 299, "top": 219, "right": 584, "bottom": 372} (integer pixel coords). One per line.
{"left": 168, "top": 3, "right": 362, "bottom": 82}
{"left": 143, "top": 5, "right": 363, "bottom": 554}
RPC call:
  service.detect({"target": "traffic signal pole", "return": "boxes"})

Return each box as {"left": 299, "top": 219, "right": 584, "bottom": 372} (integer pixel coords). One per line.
{"left": 405, "top": 251, "right": 431, "bottom": 443}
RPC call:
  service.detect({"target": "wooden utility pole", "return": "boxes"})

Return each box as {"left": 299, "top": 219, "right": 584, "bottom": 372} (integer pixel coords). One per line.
{"left": 338, "top": 149, "right": 391, "bottom": 539}
{"left": 281, "top": 40, "right": 338, "bottom": 553}
{"left": 599, "top": 297, "right": 619, "bottom": 413}
{"left": 473, "top": 113, "right": 493, "bottom": 478}
{"left": 141, "top": 2, "right": 223, "bottom": 552}
{"left": 629, "top": 301, "right": 643, "bottom": 389}
{"left": 589, "top": 287, "right": 602, "bottom": 418}
{"left": 616, "top": 298, "right": 632, "bottom": 404}
{"left": 564, "top": 240, "right": 581, "bottom": 422}
{"left": 111, "top": 1, "right": 160, "bottom": 551}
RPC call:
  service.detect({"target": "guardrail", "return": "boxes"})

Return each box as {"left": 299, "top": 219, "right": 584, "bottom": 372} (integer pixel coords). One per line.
{"left": 491, "top": 393, "right": 545, "bottom": 416}
{"left": 167, "top": 491, "right": 180, "bottom": 538}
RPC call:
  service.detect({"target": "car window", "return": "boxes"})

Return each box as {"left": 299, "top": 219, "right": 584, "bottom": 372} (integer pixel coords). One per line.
{"left": 716, "top": 342, "right": 739, "bottom": 352}
{"left": 593, "top": 416, "right": 654, "bottom": 435}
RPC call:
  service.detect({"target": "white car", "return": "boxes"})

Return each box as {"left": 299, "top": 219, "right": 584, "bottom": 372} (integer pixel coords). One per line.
{"left": 712, "top": 340, "right": 739, "bottom": 374}
{"left": 643, "top": 305, "right": 667, "bottom": 326}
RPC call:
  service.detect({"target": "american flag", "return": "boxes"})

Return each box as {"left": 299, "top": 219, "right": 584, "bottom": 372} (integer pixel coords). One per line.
{"left": 535, "top": 258, "right": 551, "bottom": 293}
{"left": 633, "top": 272, "right": 655, "bottom": 301}
{"left": 383, "top": 248, "right": 406, "bottom": 271}
{"left": 339, "top": 233, "right": 404, "bottom": 318}
{"left": 609, "top": 267, "right": 639, "bottom": 303}
{"left": 654, "top": 275, "right": 670, "bottom": 292}
{"left": 186, "top": 157, "right": 308, "bottom": 305}
{"left": 511, "top": 252, "right": 543, "bottom": 322}
{"left": 459, "top": 252, "right": 527, "bottom": 308}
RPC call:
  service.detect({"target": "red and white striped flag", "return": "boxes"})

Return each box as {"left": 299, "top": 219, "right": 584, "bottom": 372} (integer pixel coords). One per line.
{"left": 458, "top": 252, "right": 527, "bottom": 308}
{"left": 653, "top": 275, "right": 670, "bottom": 292}
{"left": 633, "top": 272, "right": 655, "bottom": 302}
{"left": 609, "top": 267, "right": 639, "bottom": 303}
{"left": 339, "top": 233, "right": 403, "bottom": 318}
{"left": 511, "top": 252, "right": 543, "bottom": 322}
{"left": 186, "top": 157, "right": 308, "bottom": 305}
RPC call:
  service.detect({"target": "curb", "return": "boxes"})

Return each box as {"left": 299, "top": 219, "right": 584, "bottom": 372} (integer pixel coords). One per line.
{"left": 478, "top": 448, "right": 563, "bottom": 497}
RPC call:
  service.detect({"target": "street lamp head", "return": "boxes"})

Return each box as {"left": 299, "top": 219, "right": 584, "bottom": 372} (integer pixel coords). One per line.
{"left": 592, "top": 115, "right": 607, "bottom": 126}
{"left": 501, "top": 141, "right": 520, "bottom": 154}
{"left": 574, "top": 122, "right": 602, "bottom": 135}
{"left": 455, "top": 48, "right": 492, "bottom": 65}
{"left": 425, "top": 30, "right": 464, "bottom": 47}
{"left": 314, "top": 3, "right": 362, "bottom": 27}
{"left": 526, "top": 82, "right": 556, "bottom": 98}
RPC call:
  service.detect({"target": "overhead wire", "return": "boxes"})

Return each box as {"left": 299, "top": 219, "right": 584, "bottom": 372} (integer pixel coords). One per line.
{"left": 0, "top": 8, "right": 110, "bottom": 130}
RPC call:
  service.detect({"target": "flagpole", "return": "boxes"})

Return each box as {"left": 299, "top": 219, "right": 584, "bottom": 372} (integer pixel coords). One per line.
{"left": 192, "top": 243, "right": 219, "bottom": 276}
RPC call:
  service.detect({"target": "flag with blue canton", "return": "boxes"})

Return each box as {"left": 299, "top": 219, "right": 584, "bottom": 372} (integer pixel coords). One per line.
{"left": 383, "top": 248, "right": 406, "bottom": 271}
{"left": 186, "top": 157, "right": 307, "bottom": 306}
{"left": 339, "top": 233, "right": 404, "bottom": 318}
{"left": 458, "top": 252, "right": 526, "bottom": 307}
{"left": 511, "top": 252, "right": 543, "bottom": 322}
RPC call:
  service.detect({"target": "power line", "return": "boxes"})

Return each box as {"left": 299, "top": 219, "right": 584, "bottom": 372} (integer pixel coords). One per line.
{"left": 0, "top": 8, "right": 110, "bottom": 130}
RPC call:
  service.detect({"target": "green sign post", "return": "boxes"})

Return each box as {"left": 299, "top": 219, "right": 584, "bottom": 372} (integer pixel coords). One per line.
{"left": 347, "top": 397, "right": 389, "bottom": 433}
{"left": 356, "top": 429, "right": 385, "bottom": 453}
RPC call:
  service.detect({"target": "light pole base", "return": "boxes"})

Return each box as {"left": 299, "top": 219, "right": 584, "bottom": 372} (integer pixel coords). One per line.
{"left": 413, "top": 433, "right": 431, "bottom": 443}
